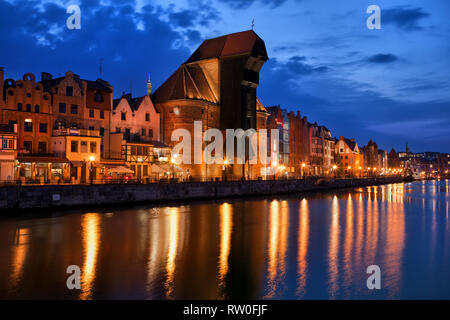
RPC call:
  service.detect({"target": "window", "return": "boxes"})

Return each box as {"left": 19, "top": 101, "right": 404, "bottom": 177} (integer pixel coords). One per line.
{"left": 66, "top": 86, "right": 73, "bottom": 96}
{"left": 100, "top": 127, "right": 104, "bottom": 136}
{"left": 80, "top": 141, "right": 88, "bottom": 153}
{"left": 89, "top": 109, "right": 94, "bottom": 118}
{"left": 149, "top": 128, "right": 153, "bottom": 138}
{"left": 71, "top": 141, "right": 78, "bottom": 153}
{"left": 116, "top": 128, "right": 121, "bottom": 133}
{"left": 94, "top": 92, "right": 103, "bottom": 102}
{"left": 100, "top": 110, "right": 104, "bottom": 119}
{"left": 55, "top": 120, "right": 66, "bottom": 130}
{"left": 143, "top": 165, "right": 148, "bottom": 177}
{"left": 71, "top": 104, "right": 78, "bottom": 114}
{"left": 141, "top": 128, "right": 146, "bottom": 136}
{"left": 23, "top": 141, "right": 32, "bottom": 153}
{"left": 24, "top": 120, "right": 33, "bottom": 132}
{"left": 9, "top": 120, "right": 17, "bottom": 127}
{"left": 39, "top": 123, "right": 47, "bottom": 133}
{"left": 38, "top": 142, "right": 47, "bottom": 154}
{"left": 34, "top": 104, "right": 39, "bottom": 113}
{"left": 26, "top": 104, "right": 31, "bottom": 112}
{"left": 2, "top": 139, "right": 14, "bottom": 150}
{"left": 17, "top": 103, "right": 22, "bottom": 111}
{"left": 121, "top": 112, "right": 126, "bottom": 121}
{"left": 145, "top": 113, "right": 150, "bottom": 121}
{"left": 125, "top": 128, "right": 130, "bottom": 140}
{"left": 340, "top": 148, "right": 344, "bottom": 153}
{"left": 59, "top": 103, "right": 66, "bottom": 113}
{"left": 89, "top": 126, "right": 94, "bottom": 131}
{"left": 90, "top": 142, "right": 97, "bottom": 153}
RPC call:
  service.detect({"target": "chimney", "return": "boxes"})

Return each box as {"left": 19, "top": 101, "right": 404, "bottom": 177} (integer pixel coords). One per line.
{"left": 41, "top": 72, "right": 53, "bottom": 81}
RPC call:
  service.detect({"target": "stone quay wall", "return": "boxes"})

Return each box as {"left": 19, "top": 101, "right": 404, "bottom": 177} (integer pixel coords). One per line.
{"left": 0, "top": 177, "right": 405, "bottom": 212}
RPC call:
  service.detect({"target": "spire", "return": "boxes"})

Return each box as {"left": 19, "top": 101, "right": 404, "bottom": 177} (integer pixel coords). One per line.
{"left": 252, "top": 18, "right": 255, "bottom": 30}
{"left": 147, "top": 72, "right": 152, "bottom": 96}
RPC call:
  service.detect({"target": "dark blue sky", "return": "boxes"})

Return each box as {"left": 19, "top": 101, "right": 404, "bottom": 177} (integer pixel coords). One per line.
{"left": 1, "top": 0, "right": 449, "bottom": 153}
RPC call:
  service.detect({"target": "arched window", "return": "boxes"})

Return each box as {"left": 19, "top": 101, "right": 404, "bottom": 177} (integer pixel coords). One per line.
{"left": 35, "top": 104, "right": 39, "bottom": 113}
{"left": 26, "top": 104, "right": 31, "bottom": 112}
{"left": 17, "top": 103, "right": 22, "bottom": 111}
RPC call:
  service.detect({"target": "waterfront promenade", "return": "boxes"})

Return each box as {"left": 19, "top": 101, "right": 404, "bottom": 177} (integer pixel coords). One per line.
{"left": 0, "top": 176, "right": 405, "bottom": 212}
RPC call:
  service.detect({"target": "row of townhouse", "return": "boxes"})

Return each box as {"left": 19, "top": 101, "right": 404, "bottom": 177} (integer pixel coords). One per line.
{"left": 0, "top": 68, "right": 170, "bottom": 184}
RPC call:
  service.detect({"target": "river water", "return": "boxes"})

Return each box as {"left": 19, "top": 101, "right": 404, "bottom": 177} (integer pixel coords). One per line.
{"left": 0, "top": 180, "right": 449, "bottom": 299}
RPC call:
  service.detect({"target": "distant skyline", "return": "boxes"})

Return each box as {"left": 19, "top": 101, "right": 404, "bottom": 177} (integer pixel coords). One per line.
{"left": 1, "top": 0, "right": 449, "bottom": 153}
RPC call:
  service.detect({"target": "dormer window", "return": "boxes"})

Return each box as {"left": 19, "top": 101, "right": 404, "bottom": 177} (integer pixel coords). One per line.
{"left": 94, "top": 91, "right": 103, "bottom": 102}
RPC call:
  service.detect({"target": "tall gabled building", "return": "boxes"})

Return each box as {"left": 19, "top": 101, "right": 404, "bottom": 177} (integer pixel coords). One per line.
{"left": 152, "top": 30, "right": 269, "bottom": 180}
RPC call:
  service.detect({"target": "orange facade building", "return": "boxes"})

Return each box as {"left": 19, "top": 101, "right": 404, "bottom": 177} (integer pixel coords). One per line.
{"left": 335, "top": 136, "right": 364, "bottom": 177}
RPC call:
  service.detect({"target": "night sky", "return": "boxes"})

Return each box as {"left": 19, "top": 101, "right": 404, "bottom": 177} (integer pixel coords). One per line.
{"left": 1, "top": 0, "right": 449, "bottom": 153}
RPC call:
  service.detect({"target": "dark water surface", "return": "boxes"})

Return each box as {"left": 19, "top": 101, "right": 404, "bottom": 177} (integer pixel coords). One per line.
{"left": 0, "top": 180, "right": 449, "bottom": 299}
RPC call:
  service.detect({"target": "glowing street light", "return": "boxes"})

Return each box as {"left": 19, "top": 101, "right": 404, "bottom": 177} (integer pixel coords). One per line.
{"left": 89, "top": 155, "right": 95, "bottom": 185}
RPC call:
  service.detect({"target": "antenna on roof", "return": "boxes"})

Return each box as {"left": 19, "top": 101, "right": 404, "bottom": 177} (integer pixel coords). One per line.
{"left": 99, "top": 58, "right": 104, "bottom": 78}
{"left": 252, "top": 18, "right": 255, "bottom": 30}
{"left": 147, "top": 72, "right": 152, "bottom": 96}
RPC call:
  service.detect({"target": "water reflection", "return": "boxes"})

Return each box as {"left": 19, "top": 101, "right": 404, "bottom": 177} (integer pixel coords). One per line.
{"left": 265, "top": 200, "right": 288, "bottom": 298}
{"left": 328, "top": 195, "right": 340, "bottom": 298}
{"left": 164, "top": 208, "right": 180, "bottom": 299}
{"left": 296, "top": 198, "right": 309, "bottom": 298}
{"left": 0, "top": 180, "right": 449, "bottom": 299}
{"left": 9, "top": 228, "right": 30, "bottom": 292}
{"left": 80, "top": 213, "right": 100, "bottom": 300}
{"left": 218, "top": 203, "right": 233, "bottom": 298}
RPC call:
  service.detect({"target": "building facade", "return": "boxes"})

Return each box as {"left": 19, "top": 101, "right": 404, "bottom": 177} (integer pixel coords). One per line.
{"left": 335, "top": 136, "right": 364, "bottom": 177}
{"left": 153, "top": 30, "right": 269, "bottom": 181}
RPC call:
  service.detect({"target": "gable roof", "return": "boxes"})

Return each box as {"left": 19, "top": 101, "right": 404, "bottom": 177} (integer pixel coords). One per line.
{"left": 152, "top": 64, "right": 218, "bottom": 104}
{"left": 113, "top": 94, "right": 156, "bottom": 112}
{"left": 185, "top": 30, "right": 268, "bottom": 63}
{"left": 256, "top": 97, "right": 267, "bottom": 113}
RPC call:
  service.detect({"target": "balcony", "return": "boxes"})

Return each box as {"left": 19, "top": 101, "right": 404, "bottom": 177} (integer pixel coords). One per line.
{"left": 53, "top": 128, "right": 100, "bottom": 137}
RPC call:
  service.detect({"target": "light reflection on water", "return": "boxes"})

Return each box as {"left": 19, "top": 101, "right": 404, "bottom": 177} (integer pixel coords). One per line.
{"left": 0, "top": 180, "right": 449, "bottom": 299}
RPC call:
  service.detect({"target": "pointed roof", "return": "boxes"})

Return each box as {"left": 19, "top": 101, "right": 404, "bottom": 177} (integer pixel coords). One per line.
{"left": 256, "top": 97, "right": 267, "bottom": 113}
{"left": 152, "top": 64, "right": 218, "bottom": 104}
{"left": 185, "top": 30, "right": 268, "bottom": 63}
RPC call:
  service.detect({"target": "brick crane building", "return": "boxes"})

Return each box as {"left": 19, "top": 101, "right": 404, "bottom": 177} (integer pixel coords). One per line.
{"left": 152, "top": 30, "right": 269, "bottom": 180}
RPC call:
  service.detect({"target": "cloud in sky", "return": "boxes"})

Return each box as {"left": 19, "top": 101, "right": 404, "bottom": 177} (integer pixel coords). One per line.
{"left": 365, "top": 53, "right": 398, "bottom": 64}
{"left": 220, "top": 0, "right": 288, "bottom": 10}
{"left": 0, "top": 0, "right": 449, "bottom": 152}
{"left": 382, "top": 6, "right": 430, "bottom": 31}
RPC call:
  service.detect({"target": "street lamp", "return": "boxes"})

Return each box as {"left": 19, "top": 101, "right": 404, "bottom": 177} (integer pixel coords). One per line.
{"left": 223, "top": 159, "right": 229, "bottom": 181}
{"left": 171, "top": 154, "right": 177, "bottom": 180}
{"left": 89, "top": 155, "right": 95, "bottom": 185}
{"left": 332, "top": 165, "right": 337, "bottom": 179}
{"left": 302, "top": 162, "right": 306, "bottom": 179}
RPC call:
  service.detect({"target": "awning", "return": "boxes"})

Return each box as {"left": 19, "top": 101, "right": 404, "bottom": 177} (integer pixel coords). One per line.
{"left": 18, "top": 156, "right": 69, "bottom": 164}
{"left": 158, "top": 164, "right": 184, "bottom": 173}
{"left": 108, "top": 166, "right": 134, "bottom": 174}
{"left": 151, "top": 164, "right": 165, "bottom": 174}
